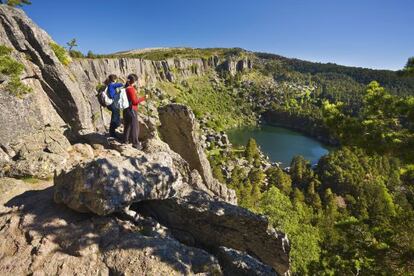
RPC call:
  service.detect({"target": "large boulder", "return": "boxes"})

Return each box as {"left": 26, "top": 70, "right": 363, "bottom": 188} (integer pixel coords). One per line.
{"left": 54, "top": 152, "right": 192, "bottom": 216}
{"left": 0, "top": 186, "right": 221, "bottom": 275}
{"left": 136, "top": 191, "right": 290, "bottom": 275}
{"left": 158, "top": 104, "right": 237, "bottom": 204}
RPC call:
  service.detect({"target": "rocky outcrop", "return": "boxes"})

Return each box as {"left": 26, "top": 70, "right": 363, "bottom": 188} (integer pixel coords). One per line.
{"left": 0, "top": 184, "right": 221, "bottom": 275}
{"left": 54, "top": 153, "right": 189, "bottom": 216}
{"left": 54, "top": 134, "right": 238, "bottom": 215}
{"left": 217, "top": 247, "right": 277, "bottom": 276}
{"left": 70, "top": 57, "right": 210, "bottom": 87}
{"left": 219, "top": 58, "right": 254, "bottom": 76}
{"left": 0, "top": 177, "right": 50, "bottom": 205}
{"left": 1, "top": 126, "right": 71, "bottom": 179}
{"left": 0, "top": 5, "right": 94, "bottom": 141}
{"left": 158, "top": 104, "right": 237, "bottom": 204}
{"left": 52, "top": 139, "right": 290, "bottom": 274}
{"left": 136, "top": 191, "right": 290, "bottom": 275}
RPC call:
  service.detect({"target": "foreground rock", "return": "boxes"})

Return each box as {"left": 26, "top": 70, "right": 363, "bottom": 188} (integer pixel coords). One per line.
{"left": 158, "top": 104, "right": 237, "bottom": 204}
{"left": 52, "top": 142, "right": 290, "bottom": 274}
{"left": 136, "top": 191, "right": 290, "bottom": 275}
{"left": 0, "top": 184, "right": 221, "bottom": 275}
{"left": 0, "top": 177, "right": 50, "bottom": 205}
{"left": 217, "top": 247, "right": 277, "bottom": 276}
{"left": 54, "top": 153, "right": 190, "bottom": 216}
{"left": 1, "top": 126, "right": 71, "bottom": 179}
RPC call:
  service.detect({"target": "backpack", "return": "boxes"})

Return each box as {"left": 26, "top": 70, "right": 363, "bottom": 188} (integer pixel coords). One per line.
{"left": 97, "top": 85, "right": 113, "bottom": 107}
{"left": 113, "top": 87, "right": 130, "bottom": 110}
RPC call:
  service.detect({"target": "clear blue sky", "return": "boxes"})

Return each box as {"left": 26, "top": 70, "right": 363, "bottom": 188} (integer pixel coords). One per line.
{"left": 23, "top": 0, "right": 413, "bottom": 70}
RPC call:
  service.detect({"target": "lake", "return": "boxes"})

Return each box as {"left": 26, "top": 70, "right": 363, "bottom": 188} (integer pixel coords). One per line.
{"left": 227, "top": 125, "right": 330, "bottom": 167}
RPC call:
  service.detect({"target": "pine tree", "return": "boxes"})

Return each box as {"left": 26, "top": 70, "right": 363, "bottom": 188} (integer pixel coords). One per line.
{"left": 87, "top": 50, "right": 96, "bottom": 58}
{"left": 212, "top": 165, "right": 225, "bottom": 183}
{"left": 250, "top": 182, "right": 262, "bottom": 209}
{"left": 403, "top": 57, "right": 414, "bottom": 76}
{"left": 245, "top": 138, "right": 260, "bottom": 163}
{"left": 266, "top": 166, "right": 292, "bottom": 195}
{"left": 292, "top": 188, "right": 305, "bottom": 204}
{"left": 306, "top": 181, "right": 322, "bottom": 210}
{"left": 239, "top": 179, "right": 253, "bottom": 208}
{"left": 66, "top": 38, "right": 78, "bottom": 51}
{"left": 290, "top": 155, "right": 313, "bottom": 189}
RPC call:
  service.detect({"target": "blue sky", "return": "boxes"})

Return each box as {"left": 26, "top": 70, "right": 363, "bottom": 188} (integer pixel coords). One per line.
{"left": 23, "top": 0, "right": 413, "bottom": 70}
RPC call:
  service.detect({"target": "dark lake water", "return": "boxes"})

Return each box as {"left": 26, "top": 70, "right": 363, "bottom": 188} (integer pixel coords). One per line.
{"left": 227, "top": 125, "right": 330, "bottom": 167}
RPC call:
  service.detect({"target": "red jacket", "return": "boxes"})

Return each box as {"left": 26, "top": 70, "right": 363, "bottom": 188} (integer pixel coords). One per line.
{"left": 126, "top": 86, "right": 145, "bottom": 111}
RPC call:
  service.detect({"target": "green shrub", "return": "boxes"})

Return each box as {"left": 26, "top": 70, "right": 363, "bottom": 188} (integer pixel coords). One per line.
{"left": 6, "top": 75, "right": 32, "bottom": 97}
{"left": 87, "top": 50, "right": 96, "bottom": 59}
{"left": 0, "top": 45, "right": 12, "bottom": 56}
{"left": 0, "top": 44, "right": 32, "bottom": 97}
{"left": 69, "top": 50, "right": 84, "bottom": 58}
{"left": 50, "top": 42, "right": 71, "bottom": 65}
{"left": 0, "top": 55, "right": 24, "bottom": 76}
{"left": 5, "top": 0, "right": 32, "bottom": 7}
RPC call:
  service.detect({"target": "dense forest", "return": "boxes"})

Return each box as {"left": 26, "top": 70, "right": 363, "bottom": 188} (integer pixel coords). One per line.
{"left": 208, "top": 76, "right": 414, "bottom": 274}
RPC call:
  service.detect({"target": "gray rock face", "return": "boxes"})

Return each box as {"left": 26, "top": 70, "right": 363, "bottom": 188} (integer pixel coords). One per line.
{"left": 220, "top": 58, "right": 253, "bottom": 76}
{"left": 158, "top": 104, "right": 237, "bottom": 204}
{"left": 217, "top": 247, "right": 277, "bottom": 276}
{"left": 2, "top": 126, "right": 71, "bottom": 179}
{"left": 137, "top": 191, "right": 290, "bottom": 275}
{"left": 0, "top": 185, "right": 221, "bottom": 275}
{"left": 0, "top": 5, "right": 94, "bottom": 142}
{"left": 54, "top": 153, "right": 191, "bottom": 216}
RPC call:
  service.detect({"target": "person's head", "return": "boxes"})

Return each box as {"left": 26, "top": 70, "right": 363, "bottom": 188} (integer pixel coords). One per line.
{"left": 108, "top": 74, "right": 117, "bottom": 83}
{"left": 104, "top": 74, "right": 118, "bottom": 85}
{"left": 127, "top": 74, "right": 138, "bottom": 86}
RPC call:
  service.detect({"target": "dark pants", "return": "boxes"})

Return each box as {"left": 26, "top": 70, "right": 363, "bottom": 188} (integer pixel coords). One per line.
{"left": 123, "top": 108, "right": 140, "bottom": 146}
{"left": 109, "top": 103, "right": 120, "bottom": 137}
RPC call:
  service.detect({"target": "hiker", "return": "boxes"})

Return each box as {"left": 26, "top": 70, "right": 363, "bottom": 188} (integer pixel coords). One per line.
{"left": 123, "top": 73, "right": 147, "bottom": 149}
{"left": 105, "top": 74, "right": 124, "bottom": 138}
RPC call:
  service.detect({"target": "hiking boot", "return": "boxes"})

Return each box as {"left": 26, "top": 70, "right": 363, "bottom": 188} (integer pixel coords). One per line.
{"left": 133, "top": 143, "right": 142, "bottom": 150}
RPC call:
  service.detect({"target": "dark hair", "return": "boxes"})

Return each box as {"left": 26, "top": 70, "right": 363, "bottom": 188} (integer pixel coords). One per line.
{"left": 104, "top": 74, "right": 118, "bottom": 85}
{"left": 126, "top": 73, "right": 138, "bottom": 87}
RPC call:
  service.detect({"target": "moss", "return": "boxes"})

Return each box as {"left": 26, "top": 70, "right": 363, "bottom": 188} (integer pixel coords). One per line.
{"left": 21, "top": 176, "right": 40, "bottom": 184}
{"left": 49, "top": 42, "right": 71, "bottom": 66}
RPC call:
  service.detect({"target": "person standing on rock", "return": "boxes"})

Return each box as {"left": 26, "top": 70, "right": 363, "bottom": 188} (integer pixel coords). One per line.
{"left": 105, "top": 74, "right": 124, "bottom": 138}
{"left": 123, "top": 74, "right": 147, "bottom": 149}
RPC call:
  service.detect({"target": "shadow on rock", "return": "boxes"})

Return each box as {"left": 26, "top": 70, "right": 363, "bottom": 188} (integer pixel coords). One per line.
{"left": 1, "top": 188, "right": 220, "bottom": 275}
